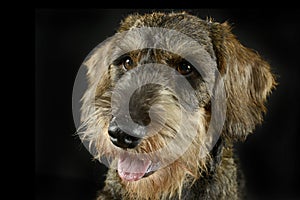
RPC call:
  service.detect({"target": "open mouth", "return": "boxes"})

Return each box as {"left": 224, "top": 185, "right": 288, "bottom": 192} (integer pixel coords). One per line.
{"left": 117, "top": 153, "right": 159, "bottom": 182}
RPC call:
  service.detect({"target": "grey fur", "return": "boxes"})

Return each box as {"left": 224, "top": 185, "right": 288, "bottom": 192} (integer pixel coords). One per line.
{"left": 78, "top": 11, "right": 276, "bottom": 200}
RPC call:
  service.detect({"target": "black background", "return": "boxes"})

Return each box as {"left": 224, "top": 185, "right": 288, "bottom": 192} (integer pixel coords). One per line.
{"left": 36, "top": 9, "right": 300, "bottom": 200}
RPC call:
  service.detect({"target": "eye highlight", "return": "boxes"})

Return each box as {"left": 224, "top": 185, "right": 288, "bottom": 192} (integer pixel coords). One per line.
{"left": 121, "top": 56, "right": 134, "bottom": 70}
{"left": 177, "top": 61, "right": 194, "bottom": 76}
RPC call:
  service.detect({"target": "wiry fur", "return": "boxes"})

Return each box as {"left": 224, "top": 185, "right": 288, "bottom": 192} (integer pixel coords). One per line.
{"left": 79, "top": 11, "right": 276, "bottom": 200}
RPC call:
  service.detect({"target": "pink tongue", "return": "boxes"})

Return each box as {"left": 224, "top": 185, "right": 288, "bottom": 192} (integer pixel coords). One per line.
{"left": 118, "top": 154, "right": 151, "bottom": 182}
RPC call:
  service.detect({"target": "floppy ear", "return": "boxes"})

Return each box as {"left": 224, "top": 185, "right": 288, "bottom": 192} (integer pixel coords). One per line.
{"left": 209, "top": 21, "right": 276, "bottom": 141}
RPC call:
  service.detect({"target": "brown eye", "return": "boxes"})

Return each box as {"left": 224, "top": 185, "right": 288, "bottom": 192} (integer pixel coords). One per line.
{"left": 177, "top": 61, "right": 193, "bottom": 76}
{"left": 122, "top": 56, "right": 134, "bottom": 70}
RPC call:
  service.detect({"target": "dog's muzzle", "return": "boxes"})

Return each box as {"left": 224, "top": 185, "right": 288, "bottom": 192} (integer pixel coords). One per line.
{"left": 109, "top": 90, "right": 152, "bottom": 149}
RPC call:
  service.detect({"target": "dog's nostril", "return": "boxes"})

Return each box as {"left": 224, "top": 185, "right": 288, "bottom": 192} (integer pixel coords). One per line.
{"left": 108, "top": 122, "right": 141, "bottom": 149}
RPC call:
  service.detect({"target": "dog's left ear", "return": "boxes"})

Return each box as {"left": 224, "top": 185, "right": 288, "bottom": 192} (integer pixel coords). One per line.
{"left": 209, "top": 21, "right": 276, "bottom": 141}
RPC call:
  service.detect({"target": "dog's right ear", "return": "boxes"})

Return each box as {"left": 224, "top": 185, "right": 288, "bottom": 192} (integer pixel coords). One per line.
{"left": 209, "top": 21, "right": 276, "bottom": 141}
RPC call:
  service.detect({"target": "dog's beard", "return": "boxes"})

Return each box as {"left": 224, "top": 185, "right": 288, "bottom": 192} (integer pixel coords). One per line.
{"left": 92, "top": 106, "right": 211, "bottom": 183}
{"left": 117, "top": 108, "right": 211, "bottom": 200}
{"left": 78, "top": 63, "right": 214, "bottom": 187}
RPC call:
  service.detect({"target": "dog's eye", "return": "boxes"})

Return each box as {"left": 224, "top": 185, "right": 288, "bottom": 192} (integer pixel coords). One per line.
{"left": 122, "top": 56, "right": 134, "bottom": 70}
{"left": 177, "top": 61, "right": 193, "bottom": 76}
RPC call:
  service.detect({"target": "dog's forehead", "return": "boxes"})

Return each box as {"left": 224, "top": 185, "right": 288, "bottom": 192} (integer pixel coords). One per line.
{"left": 119, "top": 12, "right": 212, "bottom": 46}
{"left": 113, "top": 12, "right": 216, "bottom": 63}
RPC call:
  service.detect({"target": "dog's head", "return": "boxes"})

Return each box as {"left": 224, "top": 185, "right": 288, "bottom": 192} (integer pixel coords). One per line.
{"left": 79, "top": 12, "right": 276, "bottom": 198}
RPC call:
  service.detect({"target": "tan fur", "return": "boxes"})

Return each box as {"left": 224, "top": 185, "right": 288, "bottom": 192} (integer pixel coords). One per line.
{"left": 79, "top": 11, "right": 276, "bottom": 200}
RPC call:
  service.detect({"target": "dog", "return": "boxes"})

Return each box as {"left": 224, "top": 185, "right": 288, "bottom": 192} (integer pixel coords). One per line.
{"left": 78, "top": 11, "right": 276, "bottom": 199}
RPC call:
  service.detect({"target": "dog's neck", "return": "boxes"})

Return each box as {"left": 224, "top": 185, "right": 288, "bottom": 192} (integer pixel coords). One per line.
{"left": 176, "top": 138, "right": 224, "bottom": 199}
{"left": 178, "top": 139, "right": 244, "bottom": 200}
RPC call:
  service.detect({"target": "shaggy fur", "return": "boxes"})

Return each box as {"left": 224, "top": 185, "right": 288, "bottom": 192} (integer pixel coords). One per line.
{"left": 79, "top": 12, "right": 276, "bottom": 200}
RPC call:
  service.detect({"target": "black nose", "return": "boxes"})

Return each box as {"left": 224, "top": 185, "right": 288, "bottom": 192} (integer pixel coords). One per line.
{"left": 108, "top": 121, "right": 141, "bottom": 149}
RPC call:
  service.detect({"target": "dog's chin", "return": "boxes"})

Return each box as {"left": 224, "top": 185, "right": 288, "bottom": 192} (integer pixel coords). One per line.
{"left": 117, "top": 153, "right": 159, "bottom": 182}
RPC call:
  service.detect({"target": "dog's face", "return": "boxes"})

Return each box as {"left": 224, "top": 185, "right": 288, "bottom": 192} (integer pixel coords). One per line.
{"left": 78, "top": 12, "right": 275, "bottom": 199}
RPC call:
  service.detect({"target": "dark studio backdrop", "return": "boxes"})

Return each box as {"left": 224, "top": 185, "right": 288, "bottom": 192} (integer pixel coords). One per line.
{"left": 35, "top": 9, "right": 300, "bottom": 200}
